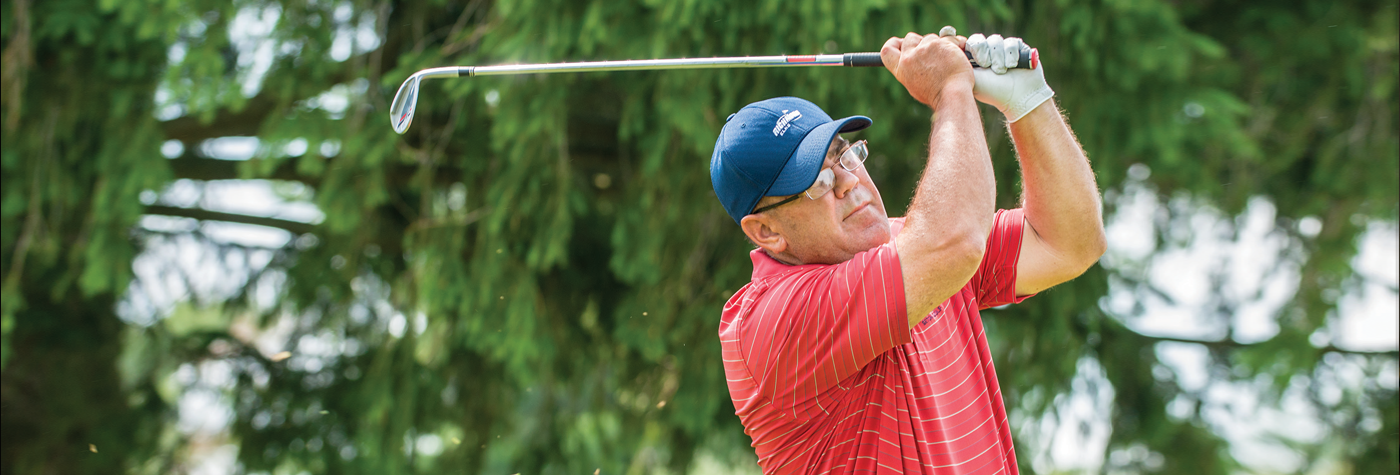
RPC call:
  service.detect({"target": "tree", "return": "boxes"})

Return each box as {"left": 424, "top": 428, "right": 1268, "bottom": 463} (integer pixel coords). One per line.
{"left": 2, "top": 0, "right": 1395, "bottom": 473}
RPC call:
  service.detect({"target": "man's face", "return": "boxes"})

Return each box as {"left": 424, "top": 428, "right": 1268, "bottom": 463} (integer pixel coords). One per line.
{"left": 744, "top": 136, "right": 892, "bottom": 265}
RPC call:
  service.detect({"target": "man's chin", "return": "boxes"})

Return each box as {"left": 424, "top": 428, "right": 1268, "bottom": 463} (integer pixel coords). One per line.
{"left": 849, "top": 212, "right": 891, "bottom": 243}
{"left": 841, "top": 217, "right": 892, "bottom": 259}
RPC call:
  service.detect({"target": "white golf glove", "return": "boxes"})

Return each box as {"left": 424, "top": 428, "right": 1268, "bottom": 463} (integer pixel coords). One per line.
{"left": 966, "top": 33, "right": 1054, "bottom": 122}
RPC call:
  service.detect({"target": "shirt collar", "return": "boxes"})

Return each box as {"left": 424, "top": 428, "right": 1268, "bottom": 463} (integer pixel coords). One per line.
{"left": 746, "top": 217, "right": 905, "bottom": 280}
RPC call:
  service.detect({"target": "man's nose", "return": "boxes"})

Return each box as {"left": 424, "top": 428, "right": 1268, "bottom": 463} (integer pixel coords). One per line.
{"left": 830, "top": 167, "right": 859, "bottom": 199}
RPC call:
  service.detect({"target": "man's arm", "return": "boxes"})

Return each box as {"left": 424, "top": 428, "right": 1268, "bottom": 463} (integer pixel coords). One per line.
{"left": 963, "top": 34, "right": 1106, "bottom": 295}
{"left": 881, "top": 30, "right": 997, "bottom": 328}
{"left": 1009, "top": 100, "right": 1106, "bottom": 295}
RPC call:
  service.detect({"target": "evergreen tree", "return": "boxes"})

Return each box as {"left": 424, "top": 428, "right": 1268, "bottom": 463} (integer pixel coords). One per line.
{"left": 2, "top": 0, "right": 1395, "bottom": 473}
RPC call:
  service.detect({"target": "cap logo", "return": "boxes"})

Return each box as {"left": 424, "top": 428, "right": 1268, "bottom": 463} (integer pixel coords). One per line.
{"left": 773, "top": 110, "right": 802, "bottom": 136}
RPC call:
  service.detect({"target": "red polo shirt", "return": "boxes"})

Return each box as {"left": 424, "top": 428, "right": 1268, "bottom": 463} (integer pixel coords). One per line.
{"left": 720, "top": 209, "right": 1030, "bottom": 474}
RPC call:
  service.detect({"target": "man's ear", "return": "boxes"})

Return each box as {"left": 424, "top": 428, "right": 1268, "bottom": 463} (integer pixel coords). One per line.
{"left": 740, "top": 213, "right": 787, "bottom": 255}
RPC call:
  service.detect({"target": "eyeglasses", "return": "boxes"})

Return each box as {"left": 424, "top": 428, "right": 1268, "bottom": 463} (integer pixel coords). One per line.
{"left": 752, "top": 140, "right": 868, "bottom": 214}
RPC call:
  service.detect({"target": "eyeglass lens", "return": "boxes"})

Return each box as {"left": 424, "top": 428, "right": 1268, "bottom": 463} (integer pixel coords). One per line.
{"left": 840, "top": 141, "right": 868, "bottom": 170}
{"left": 804, "top": 141, "right": 867, "bottom": 200}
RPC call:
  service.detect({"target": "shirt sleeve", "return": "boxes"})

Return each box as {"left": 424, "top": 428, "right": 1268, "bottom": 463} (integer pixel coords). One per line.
{"left": 970, "top": 208, "right": 1033, "bottom": 309}
{"left": 742, "top": 242, "right": 910, "bottom": 418}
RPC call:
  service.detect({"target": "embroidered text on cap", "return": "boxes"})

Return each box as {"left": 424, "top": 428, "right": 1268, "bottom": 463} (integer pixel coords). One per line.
{"left": 773, "top": 110, "right": 802, "bottom": 136}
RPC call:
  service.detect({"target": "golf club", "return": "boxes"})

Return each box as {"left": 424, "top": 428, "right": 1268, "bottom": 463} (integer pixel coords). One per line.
{"left": 390, "top": 48, "right": 1037, "bottom": 134}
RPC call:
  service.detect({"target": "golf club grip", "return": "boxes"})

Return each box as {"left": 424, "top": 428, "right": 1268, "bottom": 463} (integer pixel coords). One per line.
{"left": 843, "top": 53, "right": 884, "bottom": 67}
{"left": 842, "top": 47, "right": 1034, "bottom": 69}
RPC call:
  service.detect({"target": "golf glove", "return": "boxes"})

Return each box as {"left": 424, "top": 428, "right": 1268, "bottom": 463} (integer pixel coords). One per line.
{"left": 966, "top": 34, "right": 1054, "bottom": 122}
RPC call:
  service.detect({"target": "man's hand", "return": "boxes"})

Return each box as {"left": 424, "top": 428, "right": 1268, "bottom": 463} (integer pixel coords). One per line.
{"left": 880, "top": 28, "right": 974, "bottom": 109}
{"left": 966, "top": 34, "right": 1055, "bottom": 122}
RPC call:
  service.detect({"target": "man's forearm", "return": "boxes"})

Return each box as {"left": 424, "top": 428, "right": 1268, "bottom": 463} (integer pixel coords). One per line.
{"left": 897, "top": 83, "right": 997, "bottom": 323}
{"left": 920, "top": 84, "right": 996, "bottom": 237}
{"left": 1009, "top": 99, "right": 1105, "bottom": 263}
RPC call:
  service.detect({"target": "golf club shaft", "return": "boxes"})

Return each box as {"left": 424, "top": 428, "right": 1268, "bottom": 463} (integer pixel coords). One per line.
{"left": 435, "top": 50, "right": 1033, "bottom": 77}
{"left": 391, "top": 48, "right": 1036, "bottom": 133}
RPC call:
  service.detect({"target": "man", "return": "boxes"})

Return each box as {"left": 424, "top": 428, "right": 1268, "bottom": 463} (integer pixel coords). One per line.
{"left": 709, "top": 28, "right": 1106, "bottom": 474}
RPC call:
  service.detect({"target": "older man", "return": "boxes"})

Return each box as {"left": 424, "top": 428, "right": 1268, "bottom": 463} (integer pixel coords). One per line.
{"left": 709, "top": 28, "right": 1106, "bottom": 474}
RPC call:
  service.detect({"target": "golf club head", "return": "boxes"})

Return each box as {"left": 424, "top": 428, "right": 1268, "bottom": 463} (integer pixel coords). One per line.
{"left": 389, "top": 74, "right": 420, "bottom": 134}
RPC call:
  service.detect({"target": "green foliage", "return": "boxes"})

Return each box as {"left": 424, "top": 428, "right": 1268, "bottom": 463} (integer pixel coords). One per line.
{"left": 2, "top": 0, "right": 175, "bottom": 471}
{"left": 2, "top": 0, "right": 1395, "bottom": 474}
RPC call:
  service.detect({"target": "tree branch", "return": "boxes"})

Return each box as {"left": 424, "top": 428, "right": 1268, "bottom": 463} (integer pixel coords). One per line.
{"left": 166, "top": 154, "right": 464, "bottom": 187}
{"left": 144, "top": 205, "right": 316, "bottom": 235}
{"left": 160, "top": 95, "right": 281, "bottom": 143}
{"left": 167, "top": 154, "right": 311, "bottom": 183}
{"left": 135, "top": 228, "right": 287, "bottom": 251}
{"left": 158, "top": 51, "right": 370, "bottom": 143}
{"left": 1140, "top": 333, "right": 1399, "bottom": 358}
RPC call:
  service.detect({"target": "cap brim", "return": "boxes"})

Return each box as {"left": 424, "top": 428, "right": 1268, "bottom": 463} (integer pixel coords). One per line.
{"left": 766, "top": 115, "right": 872, "bottom": 197}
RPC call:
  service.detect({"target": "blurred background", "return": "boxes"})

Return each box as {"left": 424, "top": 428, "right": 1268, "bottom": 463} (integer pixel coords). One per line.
{"left": 1, "top": 0, "right": 1396, "bottom": 473}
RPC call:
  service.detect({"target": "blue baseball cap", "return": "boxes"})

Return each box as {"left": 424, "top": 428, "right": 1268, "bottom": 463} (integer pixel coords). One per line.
{"left": 710, "top": 97, "right": 872, "bottom": 225}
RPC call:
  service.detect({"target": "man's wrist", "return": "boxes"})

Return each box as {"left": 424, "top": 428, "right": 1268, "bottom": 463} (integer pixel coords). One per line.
{"left": 1007, "top": 98, "right": 1057, "bottom": 129}
{"left": 931, "top": 82, "right": 976, "bottom": 112}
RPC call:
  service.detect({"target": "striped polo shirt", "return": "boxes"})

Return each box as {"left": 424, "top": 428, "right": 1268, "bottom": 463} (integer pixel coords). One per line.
{"left": 720, "top": 209, "right": 1030, "bottom": 474}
